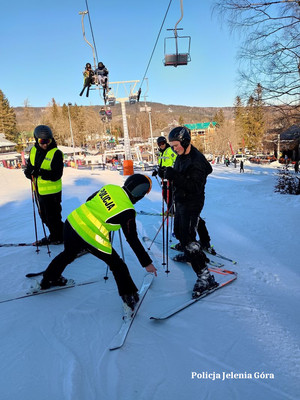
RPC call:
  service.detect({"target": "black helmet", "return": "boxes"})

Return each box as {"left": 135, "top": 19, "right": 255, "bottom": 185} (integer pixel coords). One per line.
{"left": 98, "top": 62, "right": 104, "bottom": 68}
{"left": 34, "top": 125, "right": 53, "bottom": 140}
{"left": 157, "top": 136, "right": 167, "bottom": 145}
{"left": 168, "top": 126, "right": 191, "bottom": 149}
{"left": 123, "top": 174, "right": 152, "bottom": 203}
{"left": 86, "top": 63, "right": 91, "bottom": 68}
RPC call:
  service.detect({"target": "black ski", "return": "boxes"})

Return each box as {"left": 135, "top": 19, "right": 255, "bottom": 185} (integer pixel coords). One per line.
{"left": 0, "top": 242, "right": 63, "bottom": 248}
{"left": 109, "top": 274, "right": 154, "bottom": 350}
{"left": 0, "top": 278, "right": 100, "bottom": 304}
{"left": 137, "top": 210, "right": 162, "bottom": 216}
{"left": 203, "top": 247, "right": 237, "bottom": 265}
{"left": 150, "top": 270, "right": 237, "bottom": 320}
{"left": 0, "top": 242, "right": 37, "bottom": 247}
{"left": 25, "top": 250, "right": 89, "bottom": 277}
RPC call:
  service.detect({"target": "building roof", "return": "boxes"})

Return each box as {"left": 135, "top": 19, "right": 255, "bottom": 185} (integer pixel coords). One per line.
{"left": 280, "top": 125, "right": 300, "bottom": 141}
{"left": 0, "top": 133, "right": 17, "bottom": 147}
{"left": 184, "top": 122, "right": 217, "bottom": 130}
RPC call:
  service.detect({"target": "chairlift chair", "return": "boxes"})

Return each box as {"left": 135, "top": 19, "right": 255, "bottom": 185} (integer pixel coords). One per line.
{"left": 107, "top": 96, "right": 116, "bottom": 106}
{"left": 129, "top": 94, "right": 137, "bottom": 105}
{"left": 164, "top": 33, "right": 191, "bottom": 67}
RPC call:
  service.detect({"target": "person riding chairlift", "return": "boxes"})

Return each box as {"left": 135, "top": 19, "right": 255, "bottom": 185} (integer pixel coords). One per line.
{"left": 79, "top": 63, "right": 94, "bottom": 97}
{"left": 95, "top": 62, "right": 109, "bottom": 90}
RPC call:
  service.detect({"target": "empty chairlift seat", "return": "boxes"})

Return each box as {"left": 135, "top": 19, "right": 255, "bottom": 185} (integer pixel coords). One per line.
{"left": 164, "top": 34, "right": 191, "bottom": 67}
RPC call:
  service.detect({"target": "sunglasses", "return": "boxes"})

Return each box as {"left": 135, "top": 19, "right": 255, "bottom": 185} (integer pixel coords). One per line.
{"left": 38, "top": 138, "right": 52, "bottom": 145}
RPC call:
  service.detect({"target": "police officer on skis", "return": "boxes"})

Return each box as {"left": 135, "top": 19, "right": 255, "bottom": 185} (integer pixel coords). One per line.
{"left": 24, "top": 125, "right": 64, "bottom": 245}
{"left": 39, "top": 174, "right": 157, "bottom": 310}
{"left": 158, "top": 126, "right": 218, "bottom": 298}
{"left": 152, "top": 136, "right": 177, "bottom": 211}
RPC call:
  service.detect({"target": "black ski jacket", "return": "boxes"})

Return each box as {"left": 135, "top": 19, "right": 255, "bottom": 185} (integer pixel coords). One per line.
{"left": 172, "top": 145, "right": 212, "bottom": 210}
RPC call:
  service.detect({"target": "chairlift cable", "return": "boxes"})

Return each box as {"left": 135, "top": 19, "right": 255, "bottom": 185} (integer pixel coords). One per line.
{"left": 139, "top": 0, "right": 173, "bottom": 91}
{"left": 85, "top": 0, "right": 99, "bottom": 65}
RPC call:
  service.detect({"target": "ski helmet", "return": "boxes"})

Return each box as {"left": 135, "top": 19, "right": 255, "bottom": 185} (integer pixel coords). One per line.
{"left": 168, "top": 126, "right": 191, "bottom": 149}
{"left": 157, "top": 136, "right": 167, "bottom": 145}
{"left": 123, "top": 174, "right": 152, "bottom": 203}
{"left": 34, "top": 125, "right": 53, "bottom": 140}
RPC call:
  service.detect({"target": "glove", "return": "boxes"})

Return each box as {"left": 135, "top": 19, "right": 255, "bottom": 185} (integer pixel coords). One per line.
{"left": 24, "top": 169, "right": 32, "bottom": 179}
{"left": 31, "top": 168, "right": 40, "bottom": 178}
{"left": 158, "top": 167, "right": 166, "bottom": 179}
{"left": 152, "top": 169, "right": 158, "bottom": 177}
{"left": 164, "top": 167, "right": 176, "bottom": 180}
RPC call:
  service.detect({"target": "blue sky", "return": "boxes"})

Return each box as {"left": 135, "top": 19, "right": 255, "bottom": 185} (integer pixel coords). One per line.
{"left": 0, "top": 0, "right": 241, "bottom": 108}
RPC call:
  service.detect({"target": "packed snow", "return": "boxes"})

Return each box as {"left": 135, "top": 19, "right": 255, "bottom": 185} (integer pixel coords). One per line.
{"left": 0, "top": 162, "right": 299, "bottom": 400}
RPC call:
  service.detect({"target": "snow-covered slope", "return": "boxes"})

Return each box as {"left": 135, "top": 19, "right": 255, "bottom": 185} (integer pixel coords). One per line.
{"left": 0, "top": 163, "right": 299, "bottom": 400}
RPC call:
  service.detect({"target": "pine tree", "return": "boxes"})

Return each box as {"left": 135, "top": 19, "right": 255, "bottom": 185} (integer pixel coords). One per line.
{"left": 213, "top": 109, "right": 225, "bottom": 127}
{"left": 243, "top": 84, "right": 265, "bottom": 151}
{"left": 0, "top": 90, "right": 18, "bottom": 142}
{"left": 233, "top": 96, "right": 245, "bottom": 149}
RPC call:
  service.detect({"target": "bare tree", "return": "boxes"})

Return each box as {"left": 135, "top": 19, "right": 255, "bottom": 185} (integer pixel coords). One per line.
{"left": 213, "top": 0, "right": 300, "bottom": 116}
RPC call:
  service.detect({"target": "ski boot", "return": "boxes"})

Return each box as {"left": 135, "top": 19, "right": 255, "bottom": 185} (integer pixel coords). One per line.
{"left": 170, "top": 242, "right": 184, "bottom": 252}
{"left": 192, "top": 268, "right": 218, "bottom": 298}
{"left": 121, "top": 292, "right": 140, "bottom": 312}
{"left": 40, "top": 276, "right": 68, "bottom": 290}
{"left": 172, "top": 253, "right": 190, "bottom": 263}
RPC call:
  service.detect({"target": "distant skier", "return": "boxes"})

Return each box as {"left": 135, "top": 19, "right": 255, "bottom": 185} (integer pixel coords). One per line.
{"left": 38, "top": 174, "right": 157, "bottom": 311}
{"left": 240, "top": 160, "right": 244, "bottom": 173}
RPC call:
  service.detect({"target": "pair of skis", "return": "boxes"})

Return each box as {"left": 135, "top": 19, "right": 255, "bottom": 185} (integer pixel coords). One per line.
{"left": 110, "top": 266, "right": 237, "bottom": 347}
{"left": 1, "top": 268, "right": 236, "bottom": 350}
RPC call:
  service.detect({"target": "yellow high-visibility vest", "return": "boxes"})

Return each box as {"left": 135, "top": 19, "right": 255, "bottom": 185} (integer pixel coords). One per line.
{"left": 67, "top": 184, "right": 134, "bottom": 254}
{"left": 30, "top": 147, "right": 62, "bottom": 195}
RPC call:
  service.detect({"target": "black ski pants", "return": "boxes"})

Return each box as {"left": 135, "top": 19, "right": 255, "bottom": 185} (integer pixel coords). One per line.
{"left": 173, "top": 203, "right": 207, "bottom": 275}
{"left": 43, "top": 220, "right": 138, "bottom": 296}
{"left": 38, "top": 192, "right": 64, "bottom": 242}
{"left": 197, "top": 217, "right": 211, "bottom": 247}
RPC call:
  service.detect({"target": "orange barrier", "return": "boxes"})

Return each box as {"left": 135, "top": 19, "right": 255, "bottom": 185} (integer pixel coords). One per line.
{"left": 123, "top": 159, "right": 134, "bottom": 176}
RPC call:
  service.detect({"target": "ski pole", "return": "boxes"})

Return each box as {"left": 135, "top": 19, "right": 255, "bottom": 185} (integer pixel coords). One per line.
{"left": 165, "top": 179, "right": 170, "bottom": 274}
{"left": 145, "top": 204, "right": 175, "bottom": 250}
{"left": 31, "top": 177, "right": 51, "bottom": 257}
{"left": 169, "top": 201, "right": 174, "bottom": 242}
{"left": 161, "top": 176, "right": 166, "bottom": 267}
{"left": 118, "top": 230, "right": 125, "bottom": 262}
{"left": 104, "top": 231, "right": 115, "bottom": 281}
{"left": 30, "top": 181, "right": 40, "bottom": 254}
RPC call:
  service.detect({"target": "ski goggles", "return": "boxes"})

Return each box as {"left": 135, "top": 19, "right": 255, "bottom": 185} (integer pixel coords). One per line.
{"left": 38, "top": 138, "right": 52, "bottom": 145}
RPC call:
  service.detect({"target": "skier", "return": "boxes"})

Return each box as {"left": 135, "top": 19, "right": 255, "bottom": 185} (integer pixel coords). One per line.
{"left": 158, "top": 126, "right": 218, "bottom": 298}
{"left": 39, "top": 174, "right": 157, "bottom": 310}
{"left": 152, "top": 136, "right": 177, "bottom": 211}
{"left": 24, "top": 125, "right": 64, "bottom": 245}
